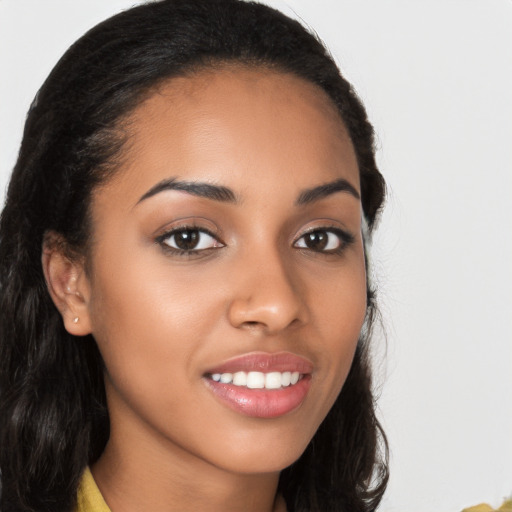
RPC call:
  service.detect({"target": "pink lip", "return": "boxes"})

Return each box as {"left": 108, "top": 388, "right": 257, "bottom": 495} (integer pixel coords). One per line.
{"left": 205, "top": 351, "right": 313, "bottom": 375}
{"left": 204, "top": 352, "right": 313, "bottom": 419}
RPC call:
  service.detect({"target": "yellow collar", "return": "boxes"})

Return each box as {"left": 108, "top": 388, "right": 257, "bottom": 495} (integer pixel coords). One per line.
{"left": 76, "top": 467, "right": 111, "bottom": 512}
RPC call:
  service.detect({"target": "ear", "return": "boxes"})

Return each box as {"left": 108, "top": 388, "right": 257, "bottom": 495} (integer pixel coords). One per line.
{"left": 42, "top": 234, "right": 92, "bottom": 336}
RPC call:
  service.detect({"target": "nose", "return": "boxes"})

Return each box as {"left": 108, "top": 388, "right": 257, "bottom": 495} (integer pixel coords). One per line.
{"left": 227, "top": 247, "right": 308, "bottom": 334}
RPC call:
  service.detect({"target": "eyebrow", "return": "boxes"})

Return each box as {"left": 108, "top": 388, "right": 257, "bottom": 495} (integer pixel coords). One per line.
{"left": 137, "top": 178, "right": 238, "bottom": 204}
{"left": 296, "top": 178, "right": 360, "bottom": 205}
{"left": 137, "top": 176, "right": 359, "bottom": 207}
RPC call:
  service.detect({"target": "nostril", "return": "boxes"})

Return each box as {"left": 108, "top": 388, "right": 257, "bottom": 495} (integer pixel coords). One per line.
{"left": 241, "top": 321, "right": 261, "bottom": 329}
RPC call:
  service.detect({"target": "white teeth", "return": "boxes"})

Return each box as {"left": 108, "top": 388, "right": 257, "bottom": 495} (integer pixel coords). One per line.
{"left": 210, "top": 370, "right": 303, "bottom": 389}
{"left": 219, "top": 373, "right": 233, "bottom": 384}
{"left": 246, "top": 371, "right": 265, "bottom": 389}
{"left": 232, "top": 371, "right": 247, "bottom": 386}
{"left": 265, "top": 372, "right": 282, "bottom": 389}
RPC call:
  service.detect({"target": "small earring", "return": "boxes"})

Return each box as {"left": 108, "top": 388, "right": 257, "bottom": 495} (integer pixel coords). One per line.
{"left": 73, "top": 317, "right": 79, "bottom": 324}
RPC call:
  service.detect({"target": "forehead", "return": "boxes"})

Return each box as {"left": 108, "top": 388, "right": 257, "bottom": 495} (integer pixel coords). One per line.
{"left": 100, "top": 66, "right": 359, "bottom": 205}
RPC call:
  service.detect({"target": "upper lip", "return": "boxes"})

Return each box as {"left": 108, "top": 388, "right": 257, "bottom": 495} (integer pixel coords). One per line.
{"left": 205, "top": 351, "right": 314, "bottom": 375}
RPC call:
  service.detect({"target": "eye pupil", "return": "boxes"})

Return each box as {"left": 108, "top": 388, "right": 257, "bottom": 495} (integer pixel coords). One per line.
{"left": 174, "top": 229, "right": 199, "bottom": 250}
{"left": 305, "top": 231, "right": 328, "bottom": 251}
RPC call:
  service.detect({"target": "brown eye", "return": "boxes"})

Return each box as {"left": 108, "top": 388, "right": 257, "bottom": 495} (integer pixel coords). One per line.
{"left": 302, "top": 231, "right": 329, "bottom": 251}
{"left": 161, "top": 228, "right": 222, "bottom": 252}
{"left": 172, "top": 229, "right": 200, "bottom": 250}
{"left": 294, "top": 228, "right": 353, "bottom": 253}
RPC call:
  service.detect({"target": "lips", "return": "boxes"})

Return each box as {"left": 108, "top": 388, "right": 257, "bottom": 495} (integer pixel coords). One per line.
{"left": 204, "top": 352, "right": 313, "bottom": 419}
{"left": 206, "top": 351, "right": 313, "bottom": 374}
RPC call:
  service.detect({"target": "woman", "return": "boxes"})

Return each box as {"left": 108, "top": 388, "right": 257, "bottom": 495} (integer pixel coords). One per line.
{"left": 0, "top": 1, "right": 388, "bottom": 511}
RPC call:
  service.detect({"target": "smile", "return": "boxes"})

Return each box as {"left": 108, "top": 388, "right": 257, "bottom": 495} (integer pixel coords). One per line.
{"left": 204, "top": 352, "right": 313, "bottom": 418}
{"left": 209, "top": 370, "right": 302, "bottom": 389}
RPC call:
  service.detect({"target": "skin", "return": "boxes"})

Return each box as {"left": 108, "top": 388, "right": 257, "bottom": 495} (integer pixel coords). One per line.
{"left": 44, "top": 67, "right": 367, "bottom": 512}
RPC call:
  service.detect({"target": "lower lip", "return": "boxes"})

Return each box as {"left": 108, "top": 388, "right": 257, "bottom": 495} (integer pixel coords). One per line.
{"left": 204, "top": 376, "right": 311, "bottom": 419}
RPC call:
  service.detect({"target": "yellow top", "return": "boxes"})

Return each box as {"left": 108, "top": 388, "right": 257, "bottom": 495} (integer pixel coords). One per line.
{"left": 75, "top": 467, "right": 111, "bottom": 512}
{"left": 462, "top": 500, "right": 512, "bottom": 512}
{"left": 74, "top": 467, "right": 512, "bottom": 512}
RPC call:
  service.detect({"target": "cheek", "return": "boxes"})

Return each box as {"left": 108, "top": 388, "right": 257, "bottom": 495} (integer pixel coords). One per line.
{"left": 308, "top": 255, "right": 367, "bottom": 395}
{"left": 86, "top": 257, "right": 227, "bottom": 447}
{"left": 310, "top": 250, "right": 367, "bottom": 337}
{"left": 86, "top": 246, "right": 218, "bottom": 392}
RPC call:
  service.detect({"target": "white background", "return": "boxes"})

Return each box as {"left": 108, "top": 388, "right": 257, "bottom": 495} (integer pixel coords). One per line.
{"left": 1, "top": 1, "right": 511, "bottom": 511}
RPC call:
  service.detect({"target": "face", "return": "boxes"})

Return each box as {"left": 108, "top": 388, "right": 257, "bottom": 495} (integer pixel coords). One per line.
{"left": 81, "top": 68, "right": 367, "bottom": 475}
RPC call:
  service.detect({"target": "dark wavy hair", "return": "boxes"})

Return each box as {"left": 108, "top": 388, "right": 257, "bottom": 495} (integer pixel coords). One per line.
{"left": 0, "top": 1, "right": 388, "bottom": 511}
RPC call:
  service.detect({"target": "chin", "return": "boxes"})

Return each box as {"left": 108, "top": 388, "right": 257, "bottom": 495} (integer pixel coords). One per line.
{"left": 204, "top": 428, "right": 313, "bottom": 476}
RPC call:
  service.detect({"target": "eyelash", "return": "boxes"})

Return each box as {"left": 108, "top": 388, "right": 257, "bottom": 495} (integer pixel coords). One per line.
{"left": 155, "top": 226, "right": 224, "bottom": 257}
{"left": 155, "top": 225, "right": 354, "bottom": 257}
{"left": 294, "top": 227, "right": 355, "bottom": 255}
